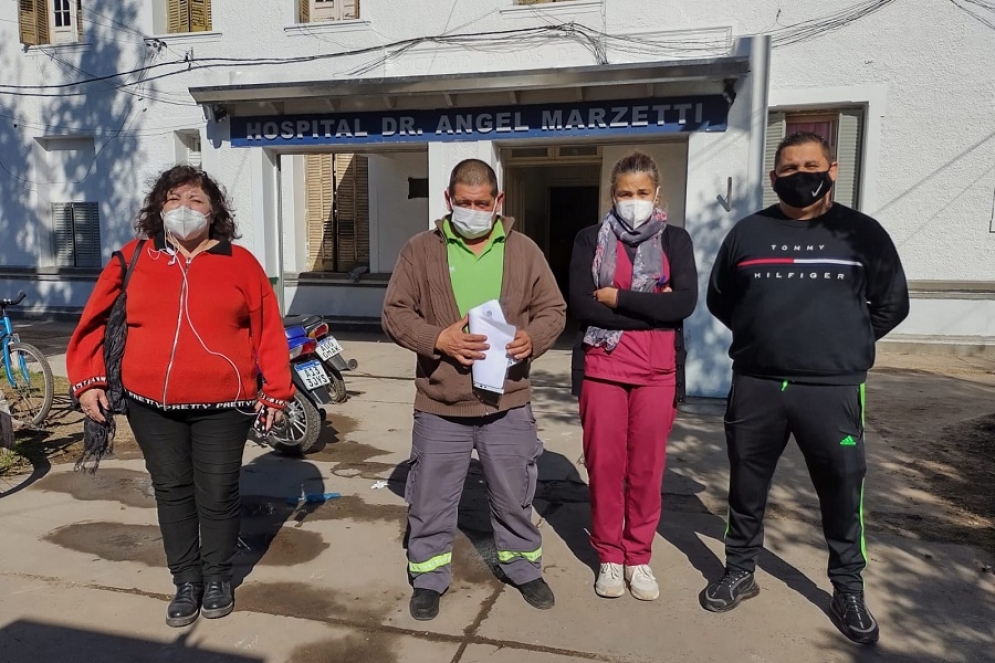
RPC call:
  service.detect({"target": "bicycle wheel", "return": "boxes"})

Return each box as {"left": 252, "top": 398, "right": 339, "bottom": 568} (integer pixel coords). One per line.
{"left": 3, "top": 342, "right": 54, "bottom": 428}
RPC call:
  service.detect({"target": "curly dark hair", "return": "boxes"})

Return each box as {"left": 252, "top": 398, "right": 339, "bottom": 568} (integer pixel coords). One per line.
{"left": 135, "top": 165, "right": 240, "bottom": 240}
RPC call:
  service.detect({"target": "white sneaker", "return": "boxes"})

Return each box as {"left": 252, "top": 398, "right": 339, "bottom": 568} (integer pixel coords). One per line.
{"left": 625, "top": 564, "right": 660, "bottom": 601}
{"left": 595, "top": 562, "right": 625, "bottom": 598}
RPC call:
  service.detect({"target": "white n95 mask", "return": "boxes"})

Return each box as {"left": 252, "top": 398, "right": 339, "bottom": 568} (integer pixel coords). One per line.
{"left": 614, "top": 199, "right": 656, "bottom": 228}
{"left": 162, "top": 206, "right": 209, "bottom": 241}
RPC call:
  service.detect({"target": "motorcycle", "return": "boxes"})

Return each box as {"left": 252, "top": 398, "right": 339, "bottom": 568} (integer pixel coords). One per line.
{"left": 253, "top": 324, "right": 334, "bottom": 454}
{"left": 281, "top": 315, "right": 359, "bottom": 403}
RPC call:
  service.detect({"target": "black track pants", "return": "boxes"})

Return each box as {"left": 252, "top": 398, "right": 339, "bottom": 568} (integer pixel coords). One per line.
{"left": 723, "top": 374, "right": 868, "bottom": 592}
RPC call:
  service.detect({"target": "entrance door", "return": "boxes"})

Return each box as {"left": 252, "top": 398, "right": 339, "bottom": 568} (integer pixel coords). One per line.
{"left": 548, "top": 186, "right": 600, "bottom": 298}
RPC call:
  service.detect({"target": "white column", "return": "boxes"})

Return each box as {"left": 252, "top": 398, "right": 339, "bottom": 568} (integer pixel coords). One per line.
{"left": 280, "top": 154, "right": 307, "bottom": 275}
{"left": 248, "top": 147, "right": 284, "bottom": 309}
{"left": 682, "top": 35, "right": 771, "bottom": 398}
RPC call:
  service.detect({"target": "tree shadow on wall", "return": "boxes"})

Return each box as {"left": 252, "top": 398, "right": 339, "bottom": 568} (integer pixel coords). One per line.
{"left": 0, "top": 0, "right": 155, "bottom": 311}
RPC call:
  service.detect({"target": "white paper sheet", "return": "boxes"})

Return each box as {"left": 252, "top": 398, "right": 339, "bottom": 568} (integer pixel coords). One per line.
{"left": 468, "top": 300, "right": 517, "bottom": 393}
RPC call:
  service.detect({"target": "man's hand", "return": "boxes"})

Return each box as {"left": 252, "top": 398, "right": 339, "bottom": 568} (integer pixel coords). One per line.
{"left": 506, "top": 329, "right": 533, "bottom": 361}
{"left": 594, "top": 287, "right": 619, "bottom": 309}
{"left": 79, "top": 388, "right": 109, "bottom": 423}
{"left": 435, "top": 315, "right": 489, "bottom": 366}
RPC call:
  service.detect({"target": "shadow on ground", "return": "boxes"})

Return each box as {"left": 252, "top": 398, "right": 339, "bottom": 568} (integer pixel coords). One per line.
{"left": 0, "top": 621, "right": 263, "bottom": 662}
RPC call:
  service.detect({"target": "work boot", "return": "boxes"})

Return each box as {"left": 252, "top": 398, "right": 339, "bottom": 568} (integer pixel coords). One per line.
{"left": 830, "top": 589, "right": 880, "bottom": 644}
{"left": 409, "top": 588, "right": 441, "bottom": 621}
{"left": 166, "top": 582, "right": 203, "bottom": 628}
{"left": 625, "top": 564, "right": 660, "bottom": 601}
{"left": 201, "top": 580, "right": 234, "bottom": 619}
{"left": 595, "top": 563, "right": 625, "bottom": 598}
{"left": 517, "top": 578, "right": 555, "bottom": 610}
{"left": 701, "top": 569, "right": 760, "bottom": 612}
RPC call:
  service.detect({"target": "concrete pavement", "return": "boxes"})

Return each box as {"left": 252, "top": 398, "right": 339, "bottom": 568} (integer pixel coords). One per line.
{"left": 0, "top": 325, "right": 993, "bottom": 662}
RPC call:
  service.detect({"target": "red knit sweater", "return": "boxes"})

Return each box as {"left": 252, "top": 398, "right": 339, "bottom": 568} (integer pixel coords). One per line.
{"left": 67, "top": 235, "right": 294, "bottom": 411}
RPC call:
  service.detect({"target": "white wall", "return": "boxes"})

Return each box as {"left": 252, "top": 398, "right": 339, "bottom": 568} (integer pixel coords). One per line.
{"left": 285, "top": 283, "right": 386, "bottom": 318}
{"left": 368, "top": 152, "right": 430, "bottom": 273}
{"left": 895, "top": 300, "right": 995, "bottom": 341}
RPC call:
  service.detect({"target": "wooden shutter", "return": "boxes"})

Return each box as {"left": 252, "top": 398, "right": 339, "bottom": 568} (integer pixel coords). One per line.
{"left": 834, "top": 109, "right": 864, "bottom": 210}
{"left": 189, "top": 0, "right": 211, "bottom": 32}
{"left": 36, "top": 0, "right": 50, "bottom": 45}
{"left": 167, "top": 0, "right": 190, "bottom": 33}
{"left": 77, "top": 0, "right": 83, "bottom": 41}
{"left": 762, "top": 112, "right": 785, "bottom": 209}
{"left": 72, "top": 203, "right": 102, "bottom": 268}
{"left": 299, "top": 0, "right": 310, "bottom": 23}
{"left": 334, "top": 154, "right": 369, "bottom": 272}
{"left": 52, "top": 203, "right": 75, "bottom": 267}
{"left": 305, "top": 154, "right": 335, "bottom": 271}
{"left": 18, "top": 0, "right": 39, "bottom": 46}
{"left": 341, "top": 0, "right": 359, "bottom": 19}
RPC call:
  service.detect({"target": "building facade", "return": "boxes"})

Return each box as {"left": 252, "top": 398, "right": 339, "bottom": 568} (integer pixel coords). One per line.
{"left": 1, "top": 0, "right": 993, "bottom": 397}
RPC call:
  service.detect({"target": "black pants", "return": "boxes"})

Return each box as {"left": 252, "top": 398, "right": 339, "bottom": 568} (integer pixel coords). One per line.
{"left": 723, "top": 374, "right": 868, "bottom": 592}
{"left": 127, "top": 399, "right": 253, "bottom": 585}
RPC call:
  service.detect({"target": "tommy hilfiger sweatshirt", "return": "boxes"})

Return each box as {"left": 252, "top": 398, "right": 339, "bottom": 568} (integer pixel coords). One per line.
{"left": 707, "top": 204, "right": 910, "bottom": 385}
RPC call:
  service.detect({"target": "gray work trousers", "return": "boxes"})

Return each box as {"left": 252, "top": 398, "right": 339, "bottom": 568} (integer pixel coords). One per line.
{"left": 405, "top": 405, "right": 544, "bottom": 593}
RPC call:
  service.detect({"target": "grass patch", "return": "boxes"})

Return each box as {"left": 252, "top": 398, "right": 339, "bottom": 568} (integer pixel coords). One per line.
{"left": 1, "top": 374, "right": 78, "bottom": 477}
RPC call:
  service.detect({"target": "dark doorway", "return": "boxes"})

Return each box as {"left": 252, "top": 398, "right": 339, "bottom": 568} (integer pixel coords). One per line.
{"left": 548, "top": 186, "right": 600, "bottom": 298}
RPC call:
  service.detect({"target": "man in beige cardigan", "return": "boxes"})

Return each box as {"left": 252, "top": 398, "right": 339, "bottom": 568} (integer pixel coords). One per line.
{"left": 383, "top": 159, "right": 566, "bottom": 621}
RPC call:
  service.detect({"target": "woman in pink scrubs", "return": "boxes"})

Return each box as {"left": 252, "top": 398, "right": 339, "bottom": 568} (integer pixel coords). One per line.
{"left": 568, "top": 151, "right": 698, "bottom": 600}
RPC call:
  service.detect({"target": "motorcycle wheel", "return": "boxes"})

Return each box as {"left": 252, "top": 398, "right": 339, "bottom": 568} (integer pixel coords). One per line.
{"left": 327, "top": 366, "right": 348, "bottom": 403}
{"left": 269, "top": 392, "right": 322, "bottom": 455}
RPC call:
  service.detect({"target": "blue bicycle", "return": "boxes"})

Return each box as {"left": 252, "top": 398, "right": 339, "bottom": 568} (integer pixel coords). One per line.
{"left": 1, "top": 293, "right": 54, "bottom": 428}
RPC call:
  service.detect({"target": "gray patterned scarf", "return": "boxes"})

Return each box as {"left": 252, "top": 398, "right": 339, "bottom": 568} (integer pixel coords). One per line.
{"left": 583, "top": 208, "right": 667, "bottom": 351}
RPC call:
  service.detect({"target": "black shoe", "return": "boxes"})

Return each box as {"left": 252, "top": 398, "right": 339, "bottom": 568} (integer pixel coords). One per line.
{"left": 409, "top": 588, "right": 441, "bottom": 621}
{"left": 201, "top": 580, "right": 234, "bottom": 619}
{"left": 830, "top": 589, "right": 880, "bottom": 644}
{"left": 517, "top": 578, "right": 555, "bottom": 610}
{"left": 701, "top": 569, "right": 760, "bottom": 612}
{"left": 166, "top": 582, "right": 203, "bottom": 628}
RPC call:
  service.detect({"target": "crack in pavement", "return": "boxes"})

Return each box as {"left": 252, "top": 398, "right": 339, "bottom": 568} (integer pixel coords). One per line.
{"left": 449, "top": 584, "right": 502, "bottom": 663}
{"left": 2, "top": 572, "right": 627, "bottom": 661}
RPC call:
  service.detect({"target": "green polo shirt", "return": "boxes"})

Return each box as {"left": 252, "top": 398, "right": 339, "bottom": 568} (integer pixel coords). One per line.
{"left": 443, "top": 218, "right": 506, "bottom": 316}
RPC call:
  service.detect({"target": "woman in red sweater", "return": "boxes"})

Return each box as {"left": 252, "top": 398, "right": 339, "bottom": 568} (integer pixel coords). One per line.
{"left": 67, "top": 166, "right": 294, "bottom": 627}
{"left": 568, "top": 152, "right": 698, "bottom": 600}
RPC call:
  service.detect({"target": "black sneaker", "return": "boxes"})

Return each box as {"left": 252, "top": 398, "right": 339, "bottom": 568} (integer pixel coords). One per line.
{"left": 517, "top": 578, "right": 555, "bottom": 610}
{"left": 201, "top": 580, "right": 234, "bottom": 619}
{"left": 166, "top": 582, "right": 202, "bottom": 628}
{"left": 701, "top": 570, "right": 760, "bottom": 612}
{"left": 830, "top": 589, "right": 880, "bottom": 644}
{"left": 409, "top": 588, "right": 441, "bottom": 621}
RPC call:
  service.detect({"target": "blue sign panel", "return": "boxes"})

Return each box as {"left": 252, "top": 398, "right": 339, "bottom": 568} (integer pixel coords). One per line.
{"left": 230, "top": 95, "right": 728, "bottom": 147}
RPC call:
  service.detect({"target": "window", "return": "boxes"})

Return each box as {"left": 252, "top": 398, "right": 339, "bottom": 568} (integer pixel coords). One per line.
{"left": 52, "top": 202, "right": 101, "bottom": 268}
{"left": 167, "top": 0, "right": 212, "bottom": 34}
{"left": 175, "top": 131, "right": 202, "bottom": 168}
{"left": 300, "top": 0, "right": 359, "bottom": 23}
{"left": 304, "top": 154, "right": 369, "bottom": 272}
{"left": 18, "top": 0, "right": 82, "bottom": 46}
{"left": 763, "top": 108, "right": 865, "bottom": 209}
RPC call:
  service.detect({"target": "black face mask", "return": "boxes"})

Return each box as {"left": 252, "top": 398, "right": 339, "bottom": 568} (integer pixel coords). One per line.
{"left": 773, "top": 171, "right": 834, "bottom": 209}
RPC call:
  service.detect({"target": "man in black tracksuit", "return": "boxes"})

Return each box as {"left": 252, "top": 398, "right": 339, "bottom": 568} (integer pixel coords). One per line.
{"left": 703, "top": 132, "right": 909, "bottom": 645}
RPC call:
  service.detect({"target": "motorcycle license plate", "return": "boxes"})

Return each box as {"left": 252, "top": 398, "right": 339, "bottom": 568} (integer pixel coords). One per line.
{"left": 316, "top": 336, "right": 344, "bottom": 361}
{"left": 295, "top": 360, "right": 331, "bottom": 390}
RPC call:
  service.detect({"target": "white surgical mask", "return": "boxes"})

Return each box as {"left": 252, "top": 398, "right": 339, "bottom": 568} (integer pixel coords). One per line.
{"left": 450, "top": 204, "right": 496, "bottom": 240}
{"left": 162, "top": 206, "right": 209, "bottom": 241}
